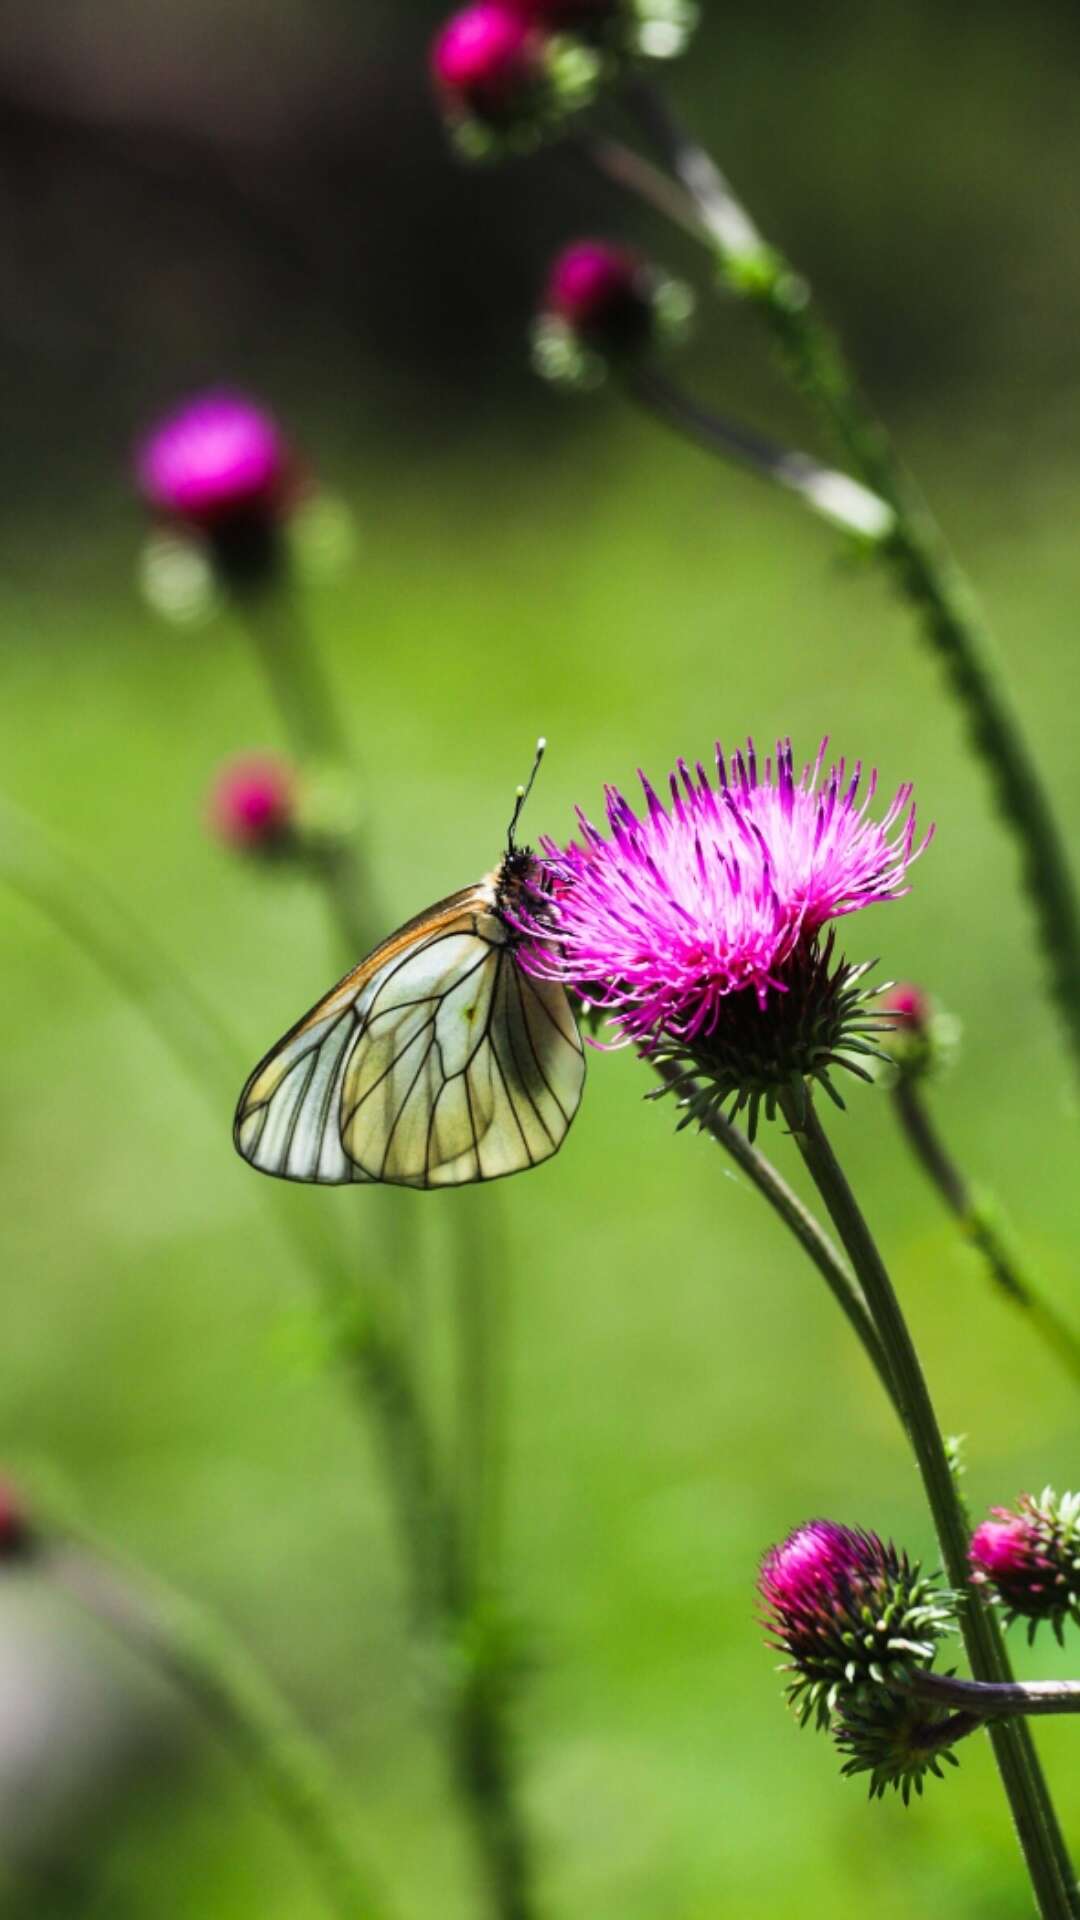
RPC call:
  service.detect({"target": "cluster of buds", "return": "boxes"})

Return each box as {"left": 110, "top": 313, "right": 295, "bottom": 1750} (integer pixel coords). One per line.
{"left": 759, "top": 1520, "right": 959, "bottom": 1801}
{"left": 532, "top": 239, "right": 693, "bottom": 388}
{"left": 970, "top": 1491, "right": 1080, "bottom": 1645}
{"left": 429, "top": 0, "right": 696, "bottom": 156}
{"left": 206, "top": 754, "right": 360, "bottom": 869}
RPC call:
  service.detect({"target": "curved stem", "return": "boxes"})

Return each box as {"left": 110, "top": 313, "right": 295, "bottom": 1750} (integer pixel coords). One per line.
{"left": 626, "top": 369, "right": 893, "bottom": 540}
{"left": 48, "top": 1540, "right": 387, "bottom": 1920}
{"left": 594, "top": 86, "right": 1080, "bottom": 1085}
{"left": 911, "top": 1670, "right": 1080, "bottom": 1722}
{"left": 780, "top": 1088, "right": 1077, "bottom": 1920}
{"left": 650, "top": 1060, "right": 896, "bottom": 1407}
{"left": 892, "top": 1075, "right": 1080, "bottom": 1385}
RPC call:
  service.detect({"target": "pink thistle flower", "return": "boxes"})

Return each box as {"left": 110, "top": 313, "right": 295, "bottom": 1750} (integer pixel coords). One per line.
{"left": 135, "top": 391, "right": 291, "bottom": 532}
{"left": 970, "top": 1491, "right": 1080, "bottom": 1644}
{"left": 208, "top": 755, "right": 296, "bottom": 853}
{"left": 430, "top": 4, "right": 541, "bottom": 125}
{"left": 759, "top": 1520, "right": 953, "bottom": 1729}
{"left": 543, "top": 239, "right": 653, "bottom": 347}
{"left": 517, "top": 738, "right": 929, "bottom": 1052}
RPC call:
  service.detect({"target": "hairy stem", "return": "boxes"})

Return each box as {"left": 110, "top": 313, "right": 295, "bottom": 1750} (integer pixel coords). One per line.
{"left": 48, "top": 1540, "right": 387, "bottom": 1920}
{"left": 780, "top": 1089, "right": 1077, "bottom": 1920}
{"left": 893, "top": 1075, "right": 1080, "bottom": 1386}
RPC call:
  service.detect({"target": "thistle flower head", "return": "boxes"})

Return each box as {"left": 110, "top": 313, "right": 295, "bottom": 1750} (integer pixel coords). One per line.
{"left": 970, "top": 1490, "right": 1080, "bottom": 1644}
{"left": 532, "top": 238, "right": 692, "bottom": 387}
{"left": 430, "top": 2, "right": 597, "bottom": 153}
{"left": 208, "top": 755, "right": 296, "bottom": 853}
{"left": 136, "top": 391, "right": 290, "bottom": 531}
{"left": 758, "top": 1520, "right": 954, "bottom": 1729}
{"left": 515, "top": 738, "right": 928, "bottom": 1128}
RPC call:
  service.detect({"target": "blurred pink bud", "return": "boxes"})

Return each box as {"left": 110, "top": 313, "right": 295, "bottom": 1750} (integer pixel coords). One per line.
{"left": 883, "top": 983, "right": 931, "bottom": 1030}
{"left": 136, "top": 391, "right": 291, "bottom": 532}
{"left": 208, "top": 756, "right": 296, "bottom": 852}
{"left": 431, "top": 3, "right": 540, "bottom": 122}
{"left": 543, "top": 239, "right": 653, "bottom": 348}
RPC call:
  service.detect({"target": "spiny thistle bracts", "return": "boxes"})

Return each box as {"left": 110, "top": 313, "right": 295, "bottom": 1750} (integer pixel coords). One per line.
{"left": 970, "top": 1490, "right": 1080, "bottom": 1645}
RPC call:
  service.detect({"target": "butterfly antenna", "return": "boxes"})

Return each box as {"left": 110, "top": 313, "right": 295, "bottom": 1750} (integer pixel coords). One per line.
{"left": 507, "top": 736, "right": 547, "bottom": 852}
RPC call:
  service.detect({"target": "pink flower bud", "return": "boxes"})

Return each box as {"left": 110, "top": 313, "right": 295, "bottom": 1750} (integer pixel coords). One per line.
{"left": 970, "top": 1492, "right": 1080, "bottom": 1642}
{"left": 208, "top": 756, "right": 296, "bottom": 853}
{"left": 430, "top": 4, "right": 539, "bottom": 124}
{"left": 543, "top": 239, "right": 652, "bottom": 349}
{"left": 882, "top": 983, "right": 930, "bottom": 1031}
{"left": 136, "top": 391, "right": 291, "bottom": 533}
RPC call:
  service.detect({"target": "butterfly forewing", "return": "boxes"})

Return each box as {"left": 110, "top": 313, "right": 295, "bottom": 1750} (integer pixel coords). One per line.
{"left": 234, "top": 876, "right": 585, "bottom": 1189}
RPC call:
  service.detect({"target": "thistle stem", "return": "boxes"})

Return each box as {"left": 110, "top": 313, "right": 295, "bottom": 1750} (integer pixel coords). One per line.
{"left": 47, "top": 1540, "right": 388, "bottom": 1920}
{"left": 590, "top": 86, "right": 1080, "bottom": 1083}
{"left": 779, "top": 1088, "right": 1078, "bottom": 1920}
{"left": 911, "top": 1670, "right": 1080, "bottom": 1722}
{"left": 651, "top": 1060, "right": 896, "bottom": 1407}
{"left": 892, "top": 1075, "right": 1080, "bottom": 1386}
{"left": 626, "top": 369, "right": 893, "bottom": 541}
{"left": 0, "top": 801, "right": 535, "bottom": 1920}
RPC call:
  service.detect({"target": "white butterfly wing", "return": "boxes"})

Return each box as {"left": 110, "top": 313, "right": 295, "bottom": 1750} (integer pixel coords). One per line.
{"left": 234, "top": 886, "right": 585, "bottom": 1189}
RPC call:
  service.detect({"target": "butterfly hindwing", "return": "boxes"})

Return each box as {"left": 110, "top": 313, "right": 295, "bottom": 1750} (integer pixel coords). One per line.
{"left": 234, "top": 878, "right": 585, "bottom": 1189}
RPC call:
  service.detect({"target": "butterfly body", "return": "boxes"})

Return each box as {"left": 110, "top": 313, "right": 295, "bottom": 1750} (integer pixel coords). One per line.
{"left": 234, "top": 846, "right": 584, "bottom": 1190}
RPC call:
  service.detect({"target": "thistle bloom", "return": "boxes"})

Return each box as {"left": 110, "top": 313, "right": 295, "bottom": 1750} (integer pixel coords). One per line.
{"left": 882, "top": 983, "right": 930, "bottom": 1031}
{"left": 544, "top": 240, "right": 653, "bottom": 346}
{"left": 759, "top": 1520, "right": 952, "bottom": 1726}
{"left": 136, "top": 391, "right": 291, "bottom": 533}
{"left": 208, "top": 755, "right": 296, "bottom": 853}
{"left": 518, "top": 739, "right": 928, "bottom": 1058}
{"left": 430, "top": 4, "right": 541, "bottom": 125}
{"left": 970, "top": 1491, "right": 1080, "bottom": 1643}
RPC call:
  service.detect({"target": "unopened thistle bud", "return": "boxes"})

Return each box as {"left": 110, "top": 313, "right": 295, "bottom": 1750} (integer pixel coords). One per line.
{"left": 532, "top": 238, "right": 692, "bottom": 387}
{"left": 834, "top": 1688, "right": 963, "bottom": 1804}
{"left": 758, "top": 1521, "right": 955, "bottom": 1729}
{"left": 135, "top": 390, "right": 298, "bottom": 597}
{"left": 879, "top": 982, "right": 957, "bottom": 1081}
{"left": 430, "top": 3, "right": 598, "bottom": 157}
{"left": 208, "top": 755, "right": 297, "bottom": 855}
{"left": 970, "top": 1490, "right": 1080, "bottom": 1644}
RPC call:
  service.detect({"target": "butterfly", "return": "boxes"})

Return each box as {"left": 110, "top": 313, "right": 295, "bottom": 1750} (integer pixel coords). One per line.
{"left": 233, "top": 741, "right": 585, "bottom": 1189}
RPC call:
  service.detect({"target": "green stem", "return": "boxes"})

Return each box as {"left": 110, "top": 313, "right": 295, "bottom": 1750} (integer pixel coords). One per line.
{"left": 911, "top": 1670, "right": 1080, "bottom": 1722}
{"left": 601, "top": 87, "right": 1080, "bottom": 1084}
{"left": 626, "top": 368, "right": 893, "bottom": 542}
{"left": 780, "top": 1088, "right": 1077, "bottom": 1920}
{"left": 0, "top": 802, "right": 535, "bottom": 1916}
{"left": 48, "top": 1540, "right": 387, "bottom": 1920}
{"left": 892, "top": 1075, "right": 1080, "bottom": 1385}
{"left": 651, "top": 1060, "right": 896, "bottom": 1408}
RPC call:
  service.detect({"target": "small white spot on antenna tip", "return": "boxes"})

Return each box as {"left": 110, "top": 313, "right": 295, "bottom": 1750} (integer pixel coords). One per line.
{"left": 536, "top": 736, "right": 547, "bottom": 753}
{"left": 515, "top": 784, "right": 526, "bottom": 799}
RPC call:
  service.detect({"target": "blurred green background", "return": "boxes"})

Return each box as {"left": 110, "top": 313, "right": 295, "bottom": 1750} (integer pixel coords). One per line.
{"left": 2, "top": 1, "right": 1080, "bottom": 1914}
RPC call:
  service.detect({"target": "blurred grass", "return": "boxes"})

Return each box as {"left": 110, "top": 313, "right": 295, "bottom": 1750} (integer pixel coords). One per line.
{"left": 2, "top": 388, "right": 1080, "bottom": 1916}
